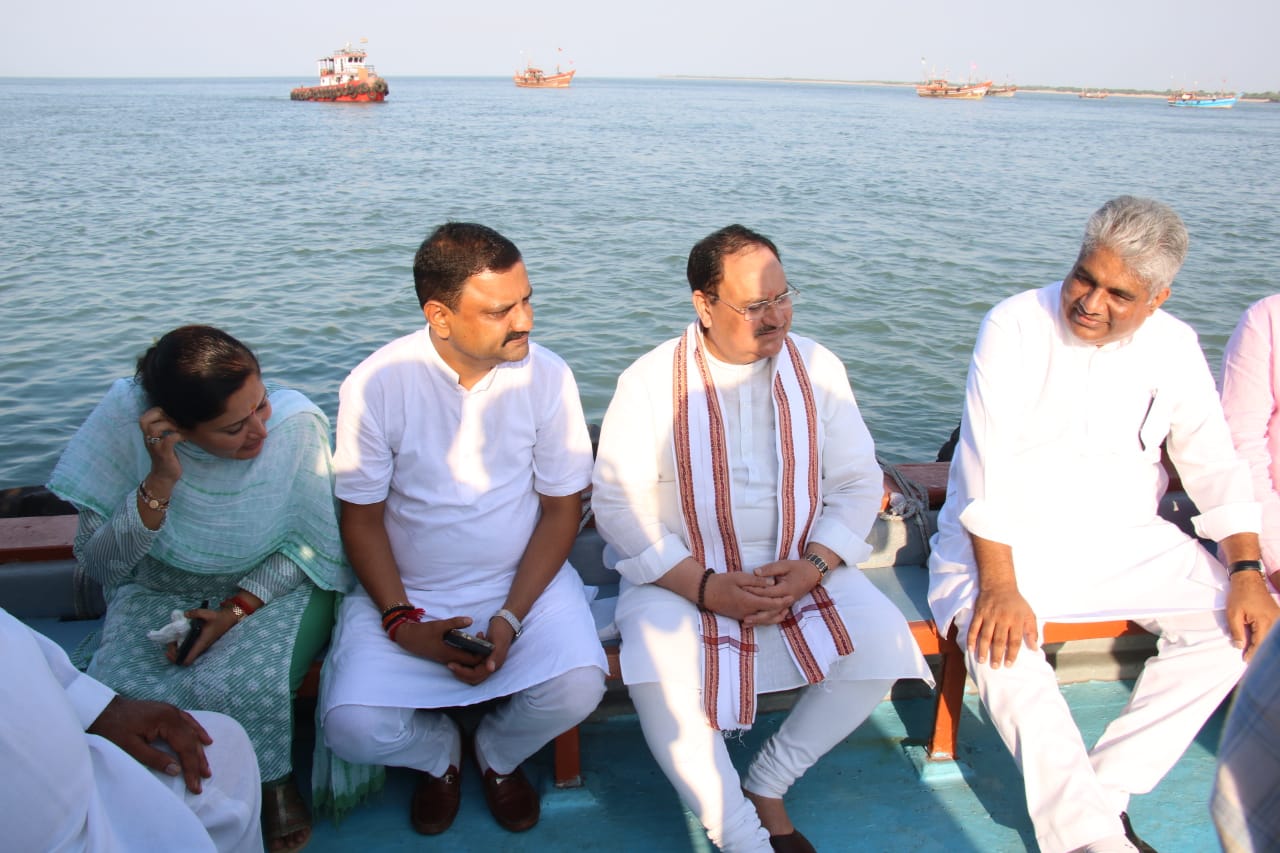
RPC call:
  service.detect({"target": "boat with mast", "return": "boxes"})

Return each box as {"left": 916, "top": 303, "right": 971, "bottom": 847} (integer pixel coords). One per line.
{"left": 915, "top": 59, "right": 991, "bottom": 99}
{"left": 290, "top": 42, "right": 388, "bottom": 102}
{"left": 515, "top": 50, "right": 576, "bottom": 88}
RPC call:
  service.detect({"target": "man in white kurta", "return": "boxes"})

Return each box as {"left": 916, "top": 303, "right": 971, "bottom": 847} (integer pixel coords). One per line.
{"left": 320, "top": 223, "right": 606, "bottom": 835}
{"left": 928, "top": 197, "right": 1278, "bottom": 853}
{"left": 593, "top": 225, "right": 931, "bottom": 853}
{"left": 0, "top": 607, "right": 262, "bottom": 852}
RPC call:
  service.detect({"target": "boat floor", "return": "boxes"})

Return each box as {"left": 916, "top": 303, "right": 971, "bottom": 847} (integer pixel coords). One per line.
{"left": 299, "top": 681, "right": 1226, "bottom": 852}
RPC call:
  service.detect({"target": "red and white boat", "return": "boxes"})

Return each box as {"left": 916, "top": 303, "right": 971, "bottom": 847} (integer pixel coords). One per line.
{"left": 291, "top": 43, "right": 388, "bottom": 102}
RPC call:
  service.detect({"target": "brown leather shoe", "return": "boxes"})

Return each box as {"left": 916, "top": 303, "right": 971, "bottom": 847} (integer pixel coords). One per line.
{"left": 769, "top": 829, "right": 817, "bottom": 853}
{"left": 481, "top": 765, "right": 540, "bottom": 832}
{"left": 410, "top": 765, "right": 461, "bottom": 835}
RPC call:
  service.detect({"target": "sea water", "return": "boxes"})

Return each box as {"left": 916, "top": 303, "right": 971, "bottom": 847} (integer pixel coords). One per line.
{"left": 2, "top": 77, "right": 1278, "bottom": 488}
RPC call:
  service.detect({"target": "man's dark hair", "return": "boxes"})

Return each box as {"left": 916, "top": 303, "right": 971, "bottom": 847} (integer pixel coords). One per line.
{"left": 413, "top": 222, "right": 523, "bottom": 309}
{"left": 135, "top": 325, "right": 260, "bottom": 429}
{"left": 686, "top": 225, "right": 780, "bottom": 297}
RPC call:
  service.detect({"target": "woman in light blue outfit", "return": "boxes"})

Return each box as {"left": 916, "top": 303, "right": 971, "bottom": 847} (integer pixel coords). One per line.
{"left": 48, "top": 325, "right": 353, "bottom": 853}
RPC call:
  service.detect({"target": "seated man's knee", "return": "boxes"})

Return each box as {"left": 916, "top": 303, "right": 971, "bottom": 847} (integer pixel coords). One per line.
{"left": 536, "top": 665, "right": 606, "bottom": 717}
{"left": 323, "top": 704, "right": 407, "bottom": 764}
{"left": 565, "top": 665, "right": 607, "bottom": 714}
{"left": 189, "top": 710, "right": 259, "bottom": 783}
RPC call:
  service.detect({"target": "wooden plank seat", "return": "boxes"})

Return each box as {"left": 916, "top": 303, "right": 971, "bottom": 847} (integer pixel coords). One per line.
{"left": 547, "top": 549, "right": 1147, "bottom": 786}
{"left": 549, "top": 463, "right": 1164, "bottom": 787}
{"left": 0, "top": 468, "right": 1170, "bottom": 791}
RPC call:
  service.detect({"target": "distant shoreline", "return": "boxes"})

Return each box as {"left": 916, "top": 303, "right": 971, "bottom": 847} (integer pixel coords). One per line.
{"left": 661, "top": 75, "right": 1273, "bottom": 102}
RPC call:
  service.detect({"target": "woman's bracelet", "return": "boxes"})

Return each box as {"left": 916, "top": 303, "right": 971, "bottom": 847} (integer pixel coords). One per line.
{"left": 137, "top": 479, "right": 170, "bottom": 512}
{"left": 220, "top": 593, "right": 258, "bottom": 622}
{"left": 697, "top": 568, "right": 715, "bottom": 612}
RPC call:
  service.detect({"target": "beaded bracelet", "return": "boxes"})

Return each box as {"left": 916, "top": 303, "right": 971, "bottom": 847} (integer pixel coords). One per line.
{"left": 380, "top": 604, "right": 418, "bottom": 632}
{"left": 696, "top": 568, "right": 715, "bottom": 611}
{"left": 384, "top": 607, "right": 425, "bottom": 642}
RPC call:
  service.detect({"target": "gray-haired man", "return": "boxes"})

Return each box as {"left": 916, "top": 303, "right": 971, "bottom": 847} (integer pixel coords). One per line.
{"left": 929, "top": 196, "right": 1278, "bottom": 853}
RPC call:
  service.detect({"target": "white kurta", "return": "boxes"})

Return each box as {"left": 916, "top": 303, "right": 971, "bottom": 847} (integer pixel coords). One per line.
{"left": 929, "top": 282, "right": 1261, "bottom": 631}
{"left": 0, "top": 608, "right": 261, "bottom": 853}
{"left": 322, "top": 330, "right": 607, "bottom": 713}
{"left": 592, "top": 333, "right": 932, "bottom": 694}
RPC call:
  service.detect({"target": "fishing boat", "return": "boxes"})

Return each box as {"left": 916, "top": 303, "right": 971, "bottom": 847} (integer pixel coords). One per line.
{"left": 986, "top": 84, "right": 1017, "bottom": 97}
{"left": 514, "top": 63, "right": 576, "bottom": 89}
{"left": 1168, "top": 90, "right": 1239, "bottom": 108}
{"left": 1079, "top": 88, "right": 1109, "bottom": 99}
{"left": 290, "top": 43, "right": 389, "bottom": 103}
{"left": 915, "top": 77, "right": 992, "bottom": 99}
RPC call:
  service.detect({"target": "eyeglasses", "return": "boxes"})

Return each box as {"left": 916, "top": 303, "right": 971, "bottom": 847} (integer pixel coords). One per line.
{"left": 708, "top": 287, "right": 799, "bottom": 321}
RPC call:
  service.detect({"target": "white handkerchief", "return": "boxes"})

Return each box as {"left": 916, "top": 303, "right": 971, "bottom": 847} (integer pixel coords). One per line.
{"left": 146, "top": 610, "right": 191, "bottom": 645}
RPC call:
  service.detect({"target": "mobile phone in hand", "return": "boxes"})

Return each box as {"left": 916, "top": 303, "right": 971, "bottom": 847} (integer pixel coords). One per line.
{"left": 176, "top": 600, "right": 209, "bottom": 664}
{"left": 444, "top": 628, "right": 495, "bottom": 657}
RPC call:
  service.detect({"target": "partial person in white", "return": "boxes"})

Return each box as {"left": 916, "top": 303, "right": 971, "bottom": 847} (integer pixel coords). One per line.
{"left": 0, "top": 606, "right": 262, "bottom": 852}
{"left": 928, "top": 195, "right": 1279, "bottom": 853}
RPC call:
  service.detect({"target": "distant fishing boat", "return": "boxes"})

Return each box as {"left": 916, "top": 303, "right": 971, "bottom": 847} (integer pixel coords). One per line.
{"left": 1168, "top": 90, "right": 1239, "bottom": 108}
{"left": 986, "top": 84, "right": 1017, "bottom": 98}
{"left": 514, "top": 61, "right": 575, "bottom": 89}
{"left": 290, "top": 43, "right": 388, "bottom": 102}
{"left": 915, "top": 77, "right": 992, "bottom": 99}
{"left": 1078, "top": 88, "right": 1109, "bottom": 99}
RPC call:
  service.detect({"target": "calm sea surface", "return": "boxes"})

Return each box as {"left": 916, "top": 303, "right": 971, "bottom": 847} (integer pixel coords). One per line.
{"left": 2, "top": 77, "right": 1279, "bottom": 488}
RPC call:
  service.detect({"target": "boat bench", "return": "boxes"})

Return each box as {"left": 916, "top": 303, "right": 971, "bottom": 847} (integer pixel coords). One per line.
{"left": 549, "top": 461, "right": 1164, "bottom": 786}
{"left": 0, "top": 464, "right": 1171, "bottom": 790}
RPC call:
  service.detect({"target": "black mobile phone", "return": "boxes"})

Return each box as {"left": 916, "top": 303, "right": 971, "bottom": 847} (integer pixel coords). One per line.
{"left": 444, "top": 628, "right": 495, "bottom": 657}
{"left": 176, "top": 600, "right": 209, "bottom": 664}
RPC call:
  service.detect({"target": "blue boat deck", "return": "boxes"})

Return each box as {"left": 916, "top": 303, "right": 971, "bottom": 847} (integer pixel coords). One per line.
{"left": 4, "top": 502, "right": 1229, "bottom": 852}
{"left": 299, "top": 682, "right": 1228, "bottom": 852}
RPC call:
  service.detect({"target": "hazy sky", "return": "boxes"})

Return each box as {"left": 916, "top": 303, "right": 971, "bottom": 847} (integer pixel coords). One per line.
{"left": 6, "top": 0, "right": 1276, "bottom": 91}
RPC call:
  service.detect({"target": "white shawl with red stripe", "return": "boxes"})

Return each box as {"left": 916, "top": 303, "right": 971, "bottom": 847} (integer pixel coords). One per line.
{"left": 673, "top": 322, "right": 854, "bottom": 730}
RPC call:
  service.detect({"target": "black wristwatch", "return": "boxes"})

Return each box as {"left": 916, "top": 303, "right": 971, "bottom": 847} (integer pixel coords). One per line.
{"left": 1228, "top": 559, "right": 1265, "bottom": 577}
{"left": 804, "top": 552, "right": 831, "bottom": 582}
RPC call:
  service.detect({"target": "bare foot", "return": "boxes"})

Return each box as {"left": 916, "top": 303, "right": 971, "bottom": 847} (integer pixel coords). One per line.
{"left": 743, "top": 788, "right": 794, "bottom": 837}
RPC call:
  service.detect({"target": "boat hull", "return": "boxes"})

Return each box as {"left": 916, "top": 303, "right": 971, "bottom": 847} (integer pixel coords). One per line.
{"left": 290, "top": 79, "right": 389, "bottom": 102}
{"left": 1168, "top": 95, "right": 1238, "bottom": 108}
{"left": 916, "top": 79, "right": 992, "bottom": 99}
